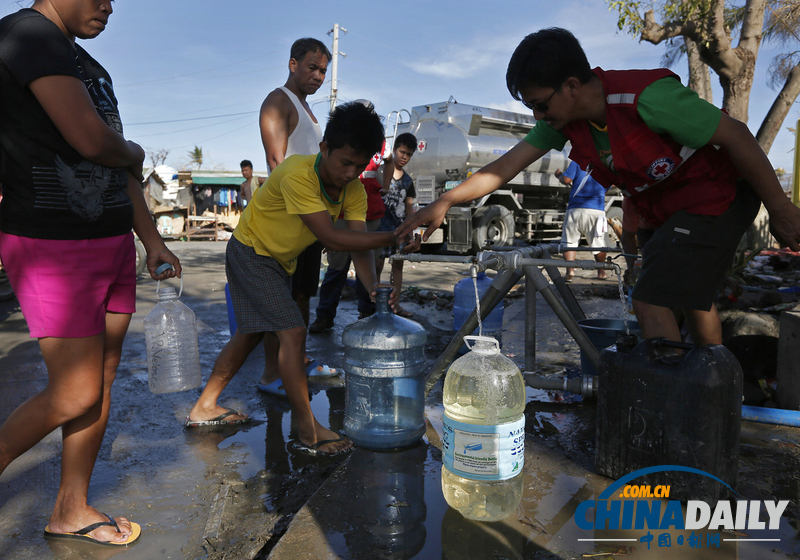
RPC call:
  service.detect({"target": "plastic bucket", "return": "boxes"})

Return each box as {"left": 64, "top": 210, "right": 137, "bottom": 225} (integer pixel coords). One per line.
{"left": 577, "top": 318, "right": 640, "bottom": 376}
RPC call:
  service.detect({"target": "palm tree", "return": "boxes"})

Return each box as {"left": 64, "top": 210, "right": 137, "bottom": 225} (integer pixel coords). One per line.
{"left": 188, "top": 146, "right": 203, "bottom": 170}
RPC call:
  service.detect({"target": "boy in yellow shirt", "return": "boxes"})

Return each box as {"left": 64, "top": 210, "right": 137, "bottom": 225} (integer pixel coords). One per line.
{"left": 187, "top": 102, "right": 415, "bottom": 456}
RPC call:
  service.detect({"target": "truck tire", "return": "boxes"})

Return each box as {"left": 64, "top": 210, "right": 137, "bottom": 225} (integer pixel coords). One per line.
{"left": 605, "top": 206, "right": 624, "bottom": 248}
{"left": 472, "top": 205, "right": 515, "bottom": 252}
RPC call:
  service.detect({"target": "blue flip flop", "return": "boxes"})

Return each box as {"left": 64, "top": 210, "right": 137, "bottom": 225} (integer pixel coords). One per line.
{"left": 305, "top": 359, "right": 339, "bottom": 378}
{"left": 256, "top": 379, "right": 287, "bottom": 397}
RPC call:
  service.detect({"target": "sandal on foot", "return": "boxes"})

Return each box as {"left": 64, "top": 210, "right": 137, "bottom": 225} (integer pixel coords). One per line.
{"left": 305, "top": 360, "right": 338, "bottom": 378}
{"left": 184, "top": 407, "right": 249, "bottom": 428}
{"left": 291, "top": 433, "right": 353, "bottom": 457}
{"left": 256, "top": 379, "right": 287, "bottom": 397}
{"left": 44, "top": 513, "right": 142, "bottom": 547}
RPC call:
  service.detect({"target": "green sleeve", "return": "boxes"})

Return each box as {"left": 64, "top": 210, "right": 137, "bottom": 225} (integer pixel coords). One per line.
{"left": 637, "top": 77, "right": 722, "bottom": 149}
{"left": 524, "top": 120, "right": 568, "bottom": 151}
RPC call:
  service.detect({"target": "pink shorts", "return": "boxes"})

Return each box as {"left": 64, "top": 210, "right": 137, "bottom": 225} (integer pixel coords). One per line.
{"left": 0, "top": 232, "right": 136, "bottom": 338}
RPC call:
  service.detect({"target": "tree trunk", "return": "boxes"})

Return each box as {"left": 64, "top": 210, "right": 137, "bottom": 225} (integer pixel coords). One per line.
{"left": 756, "top": 62, "right": 800, "bottom": 154}
{"left": 686, "top": 38, "right": 713, "bottom": 102}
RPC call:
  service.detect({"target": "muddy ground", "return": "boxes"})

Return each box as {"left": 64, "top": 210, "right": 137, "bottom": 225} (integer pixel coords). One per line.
{"left": 2, "top": 242, "right": 800, "bottom": 559}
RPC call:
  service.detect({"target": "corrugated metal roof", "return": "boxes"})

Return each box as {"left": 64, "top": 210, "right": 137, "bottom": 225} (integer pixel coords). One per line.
{"left": 192, "top": 176, "right": 243, "bottom": 185}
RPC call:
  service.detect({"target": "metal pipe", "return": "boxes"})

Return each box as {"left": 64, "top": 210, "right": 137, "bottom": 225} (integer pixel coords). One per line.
{"left": 525, "top": 272, "right": 536, "bottom": 372}
{"left": 391, "top": 253, "right": 474, "bottom": 264}
{"left": 424, "top": 268, "right": 522, "bottom": 395}
{"left": 539, "top": 251, "right": 586, "bottom": 322}
{"left": 518, "top": 258, "right": 616, "bottom": 270}
{"left": 524, "top": 372, "right": 597, "bottom": 399}
{"left": 523, "top": 265, "right": 601, "bottom": 373}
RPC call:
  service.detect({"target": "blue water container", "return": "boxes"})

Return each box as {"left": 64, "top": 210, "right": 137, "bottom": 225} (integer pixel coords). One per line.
{"left": 343, "top": 287, "right": 427, "bottom": 450}
{"left": 224, "top": 283, "right": 237, "bottom": 336}
{"left": 454, "top": 273, "right": 504, "bottom": 352}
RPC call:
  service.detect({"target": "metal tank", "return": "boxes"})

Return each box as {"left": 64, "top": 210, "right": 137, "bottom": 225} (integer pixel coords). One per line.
{"left": 395, "top": 99, "right": 570, "bottom": 253}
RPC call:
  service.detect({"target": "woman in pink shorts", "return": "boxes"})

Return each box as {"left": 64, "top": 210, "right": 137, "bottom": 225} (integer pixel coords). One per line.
{"left": 0, "top": 0, "right": 180, "bottom": 547}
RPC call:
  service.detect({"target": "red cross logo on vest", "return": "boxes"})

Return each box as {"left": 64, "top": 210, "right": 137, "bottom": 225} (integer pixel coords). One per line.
{"left": 371, "top": 152, "right": 382, "bottom": 166}
{"left": 417, "top": 139, "right": 427, "bottom": 154}
{"left": 646, "top": 157, "right": 675, "bottom": 181}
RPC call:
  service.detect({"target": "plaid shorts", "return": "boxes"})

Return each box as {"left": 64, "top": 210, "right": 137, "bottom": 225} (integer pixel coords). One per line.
{"left": 225, "top": 237, "right": 305, "bottom": 333}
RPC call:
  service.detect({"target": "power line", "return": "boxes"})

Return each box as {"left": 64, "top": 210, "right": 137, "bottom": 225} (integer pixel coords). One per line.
{"left": 126, "top": 111, "right": 257, "bottom": 126}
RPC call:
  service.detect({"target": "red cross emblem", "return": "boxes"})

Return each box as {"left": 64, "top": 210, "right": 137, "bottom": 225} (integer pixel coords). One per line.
{"left": 647, "top": 157, "right": 675, "bottom": 180}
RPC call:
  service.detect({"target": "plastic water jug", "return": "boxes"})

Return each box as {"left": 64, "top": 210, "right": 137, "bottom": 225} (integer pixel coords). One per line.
{"left": 352, "top": 444, "right": 427, "bottom": 557}
{"left": 596, "top": 338, "right": 742, "bottom": 501}
{"left": 454, "top": 273, "right": 504, "bottom": 352}
{"left": 342, "top": 286, "right": 427, "bottom": 450}
{"left": 441, "top": 336, "right": 526, "bottom": 521}
{"left": 144, "top": 279, "right": 202, "bottom": 393}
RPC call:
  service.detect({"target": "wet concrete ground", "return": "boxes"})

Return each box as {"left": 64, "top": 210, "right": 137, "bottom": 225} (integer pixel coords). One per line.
{"left": 1, "top": 241, "right": 799, "bottom": 559}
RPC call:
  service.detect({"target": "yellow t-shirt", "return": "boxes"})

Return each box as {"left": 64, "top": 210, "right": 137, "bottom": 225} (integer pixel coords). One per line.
{"left": 233, "top": 154, "right": 367, "bottom": 274}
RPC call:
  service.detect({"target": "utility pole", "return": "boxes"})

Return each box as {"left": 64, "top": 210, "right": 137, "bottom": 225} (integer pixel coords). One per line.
{"left": 327, "top": 23, "right": 347, "bottom": 113}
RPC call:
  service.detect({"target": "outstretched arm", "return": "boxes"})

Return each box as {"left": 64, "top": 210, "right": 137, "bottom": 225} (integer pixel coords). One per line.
{"left": 30, "top": 75, "right": 144, "bottom": 179}
{"left": 395, "top": 140, "right": 547, "bottom": 240}
{"left": 709, "top": 113, "right": 800, "bottom": 251}
{"left": 300, "top": 212, "right": 397, "bottom": 252}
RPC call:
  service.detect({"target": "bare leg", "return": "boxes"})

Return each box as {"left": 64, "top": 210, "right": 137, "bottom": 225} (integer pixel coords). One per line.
{"left": 275, "top": 326, "right": 352, "bottom": 455}
{"left": 376, "top": 257, "right": 385, "bottom": 280}
{"left": 190, "top": 331, "right": 262, "bottom": 422}
{"left": 564, "top": 250, "right": 576, "bottom": 280}
{"left": 261, "top": 289, "right": 312, "bottom": 384}
{"left": 595, "top": 251, "right": 607, "bottom": 279}
{"left": 632, "top": 299, "right": 682, "bottom": 342}
{"left": 391, "top": 260, "right": 408, "bottom": 315}
{"left": 259, "top": 333, "right": 280, "bottom": 386}
{"left": 684, "top": 305, "right": 722, "bottom": 345}
{"left": 46, "top": 312, "right": 135, "bottom": 543}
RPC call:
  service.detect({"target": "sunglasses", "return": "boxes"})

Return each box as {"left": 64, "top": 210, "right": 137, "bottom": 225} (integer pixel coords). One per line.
{"left": 522, "top": 83, "right": 562, "bottom": 113}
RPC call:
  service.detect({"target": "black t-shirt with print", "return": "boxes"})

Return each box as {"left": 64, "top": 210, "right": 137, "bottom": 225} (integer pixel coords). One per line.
{"left": 0, "top": 9, "right": 132, "bottom": 240}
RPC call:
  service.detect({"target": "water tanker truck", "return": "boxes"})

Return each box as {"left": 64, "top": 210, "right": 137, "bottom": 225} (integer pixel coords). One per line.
{"left": 393, "top": 99, "right": 622, "bottom": 253}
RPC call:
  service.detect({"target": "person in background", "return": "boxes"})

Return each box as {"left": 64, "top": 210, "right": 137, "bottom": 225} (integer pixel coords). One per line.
{"left": 186, "top": 102, "right": 418, "bottom": 456}
{"left": 398, "top": 28, "right": 800, "bottom": 346}
{"left": 376, "top": 133, "right": 417, "bottom": 317}
{"left": 258, "top": 37, "right": 337, "bottom": 391}
{"left": 0, "top": 0, "right": 180, "bottom": 546}
{"left": 555, "top": 160, "right": 608, "bottom": 281}
{"left": 239, "top": 159, "right": 265, "bottom": 206}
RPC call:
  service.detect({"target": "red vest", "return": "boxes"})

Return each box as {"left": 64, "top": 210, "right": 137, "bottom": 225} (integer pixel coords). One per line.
{"left": 563, "top": 68, "right": 739, "bottom": 225}
{"left": 359, "top": 140, "right": 387, "bottom": 221}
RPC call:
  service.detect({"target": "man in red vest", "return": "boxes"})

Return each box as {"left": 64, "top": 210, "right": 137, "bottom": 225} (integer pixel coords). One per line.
{"left": 398, "top": 28, "right": 800, "bottom": 346}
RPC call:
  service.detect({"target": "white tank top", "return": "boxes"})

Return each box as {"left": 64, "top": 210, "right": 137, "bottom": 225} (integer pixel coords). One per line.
{"left": 279, "top": 86, "right": 323, "bottom": 157}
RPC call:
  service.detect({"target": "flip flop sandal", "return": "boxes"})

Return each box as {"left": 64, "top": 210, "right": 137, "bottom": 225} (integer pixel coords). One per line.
{"left": 291, "top": 433, "right": 354, "bottom": 457}
{"left": 44, "top": 512, "right": 142, "bottom": 547}
{"left": 305, "top": 360, "right": 338, "bottom": 378}
{"left": 255, "top": 379, "right": 287, "bottom": 397}
{"left": 184, "top": 407, "right": 249, "bottom": 427}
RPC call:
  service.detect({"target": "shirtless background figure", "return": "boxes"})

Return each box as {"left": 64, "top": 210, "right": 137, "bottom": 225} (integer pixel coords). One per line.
{"left": 257, "top": 38, "right": 337, "bottom": 395}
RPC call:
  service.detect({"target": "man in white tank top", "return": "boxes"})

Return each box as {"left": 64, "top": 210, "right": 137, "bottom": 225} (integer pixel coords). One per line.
{"left": 256, "top": 38, "right": 337, "bottom": 393}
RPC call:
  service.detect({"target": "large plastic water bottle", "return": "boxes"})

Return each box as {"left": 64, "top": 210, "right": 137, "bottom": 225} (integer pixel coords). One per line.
{"left": 343, "top": 286, "right": 427, "bottom": 450}
{"left": 454, "top": 273, "right": 503, "bottom": 352}
{"left": 144, "top": 279, "right": 202, "bottom": 393}
{"left": 441, "top": 336, "right": 526, "bottom": 521}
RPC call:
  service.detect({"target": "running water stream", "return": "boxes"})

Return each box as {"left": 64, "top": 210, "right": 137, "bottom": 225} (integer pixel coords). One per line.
{"left": 472, "top": 271, "right": 483, "bottom": 337}
{"left": 616, "top": 266, "right": 630, "bottom": 336}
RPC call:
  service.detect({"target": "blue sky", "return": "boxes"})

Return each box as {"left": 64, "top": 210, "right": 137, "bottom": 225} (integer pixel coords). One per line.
{"left": 4, "top": 0, "right": 797, "bottom": 173}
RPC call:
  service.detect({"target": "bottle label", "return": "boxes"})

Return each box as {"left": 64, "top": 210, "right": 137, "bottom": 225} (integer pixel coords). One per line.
{"left": 442, "top": 414, "right": 525, "bottom": 481}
